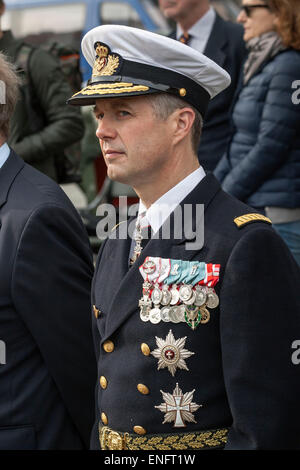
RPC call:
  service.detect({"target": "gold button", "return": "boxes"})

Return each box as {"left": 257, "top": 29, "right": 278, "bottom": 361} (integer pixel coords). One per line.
{"left": 93, "top": 305, "right": 100, "bottom": 319}
{"left": 179, "top": 88, "right": 187, "bottom": 97}
{"left": 133, "top": 426, "right": 146, "bottom": 435}
{"left": 100, "top": 376, "right": 108, "bottom": 389}
{"left": 141, "top": 343, "right": 150, "bottom": 356}
{"left": 137, "top": 384, "right": 149, "bottom": 395}
{"left": 101, "top": 412, "right": 108, "bottom": 425}
{"left": 103, "top": 340, "right": 114, "bottom": 353}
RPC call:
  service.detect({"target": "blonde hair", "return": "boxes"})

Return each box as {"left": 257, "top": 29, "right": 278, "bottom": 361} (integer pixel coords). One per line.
{"left": 268, "top": 0, "right": 300, "bottom": 50}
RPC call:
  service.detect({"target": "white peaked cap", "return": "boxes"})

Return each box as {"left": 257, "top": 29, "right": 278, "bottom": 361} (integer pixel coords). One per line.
{"left": 68, "top": 24, "right": 231, "bottom": 117}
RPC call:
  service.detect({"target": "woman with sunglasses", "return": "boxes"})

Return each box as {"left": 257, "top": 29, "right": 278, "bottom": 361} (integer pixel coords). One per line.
{"left": 215, "top": 0, "right": 300, "bottom": 266}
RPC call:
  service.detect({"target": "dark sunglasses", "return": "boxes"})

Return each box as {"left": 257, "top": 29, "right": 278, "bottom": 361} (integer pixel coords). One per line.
{"left": 241, "top": 4, "right": 270, "bottom": 17}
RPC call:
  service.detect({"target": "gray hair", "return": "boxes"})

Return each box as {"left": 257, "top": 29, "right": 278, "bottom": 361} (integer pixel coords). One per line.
{"left": 146, "top": 92, "right": 203, "bottom": 154}
{"left": 0, "top": 52, "right": 21, "bottom": 139}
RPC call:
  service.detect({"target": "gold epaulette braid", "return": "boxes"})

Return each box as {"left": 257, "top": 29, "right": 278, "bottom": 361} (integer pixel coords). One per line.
{"left": 234, "top": 213, "right": 272, "bottom": 228}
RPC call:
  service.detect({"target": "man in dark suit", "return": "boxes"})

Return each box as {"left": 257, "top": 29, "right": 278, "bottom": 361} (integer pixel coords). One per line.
{"left": 159, "top": 0, "right": 246, "bottom": 171}
{"left": 0, "top": 52, "right": 96, "bottom": 449}
{"left": 68, "top": 25, "right": 300, "bottom": 450}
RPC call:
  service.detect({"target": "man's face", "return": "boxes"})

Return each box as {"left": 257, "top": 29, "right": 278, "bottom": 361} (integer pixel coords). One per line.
{"left": 158, "top": 0, "right": 202, "bottom": 21}
{"left": 94, "top": 95, "right": 174, "bottom": 188}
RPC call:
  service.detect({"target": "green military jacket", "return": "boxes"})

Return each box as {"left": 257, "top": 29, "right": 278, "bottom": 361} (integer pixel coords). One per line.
{"left": 0, "top": 31, "right": 84, "bottom": 181}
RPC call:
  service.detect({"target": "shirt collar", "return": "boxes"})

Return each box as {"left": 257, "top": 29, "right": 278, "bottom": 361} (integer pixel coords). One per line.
{"left": 138, "top": 166, "right": 206, "bottom": 234}
{"left": 0, "top": 142, "right": 10, "bottom": 169}
{"left": 176, "top": 7, "right": 216, "bottom": 40}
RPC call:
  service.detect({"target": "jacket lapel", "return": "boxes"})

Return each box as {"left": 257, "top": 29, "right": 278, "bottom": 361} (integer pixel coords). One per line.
{"left": 204, "top": 13, "right": 227, "bottom": 67}
{"left": 170, "top": 15, "right": 227, "bottom": 67}
{"left": 101, "top": 174, "right": 221, "bottom": 341}
{"left": 0, "top": 149, "right": 24, "bottom": 210}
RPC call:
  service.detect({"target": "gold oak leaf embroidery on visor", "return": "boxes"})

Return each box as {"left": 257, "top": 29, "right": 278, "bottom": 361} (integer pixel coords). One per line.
{"left": 72, "top": 83, "right": 150, "bottom": 97}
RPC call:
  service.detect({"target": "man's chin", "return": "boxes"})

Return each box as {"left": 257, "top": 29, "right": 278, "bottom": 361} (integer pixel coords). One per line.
{"left": 160, "top": 4, "right": 178, "bottom": 18}
{"left": 106, "top": 168, "right": 131, "bottom": 186}
{"left": 163, "top": 9, "right": 177, "bottom": 19}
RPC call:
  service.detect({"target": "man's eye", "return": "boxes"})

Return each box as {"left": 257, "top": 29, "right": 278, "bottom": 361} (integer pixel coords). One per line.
{"left": 118, "top": 110, "right": 130, "bottom": 116}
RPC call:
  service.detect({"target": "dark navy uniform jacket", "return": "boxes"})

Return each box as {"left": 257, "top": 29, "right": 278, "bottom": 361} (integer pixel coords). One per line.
{"left": 0, "top": 150, "right": 96, "bottom": 449}
{"left": 90, "top": 173, "right": 300, "bottom": 450}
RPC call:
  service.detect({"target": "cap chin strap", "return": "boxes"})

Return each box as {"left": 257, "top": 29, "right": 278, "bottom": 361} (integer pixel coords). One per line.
{"left": 88, "top": 75, "right": 171, "bottom": 93}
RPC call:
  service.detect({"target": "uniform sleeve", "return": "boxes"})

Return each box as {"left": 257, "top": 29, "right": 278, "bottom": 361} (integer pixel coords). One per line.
{"left": 220, "top": 226, "right": 300, "bottom": 449}
{"left": 11, "top": 204, "right": 96, "bottom": 448}
{"left": 13, "top": 48, "right": 84, "bottom": 164}
{"left": 221, "top": 63, "right": 299, "bottom": 201}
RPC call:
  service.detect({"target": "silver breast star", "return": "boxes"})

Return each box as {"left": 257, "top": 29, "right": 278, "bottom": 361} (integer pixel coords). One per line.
{"left": 155, "top": 383, "right": 201, "bottom": 428}
{"left": 151, "top": 329, "right": 195, "bottom": 376}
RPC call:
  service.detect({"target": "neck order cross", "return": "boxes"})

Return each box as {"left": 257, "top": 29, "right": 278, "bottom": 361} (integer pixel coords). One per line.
{"left": 130, "top": 212, "right": 151, "bottom": 266}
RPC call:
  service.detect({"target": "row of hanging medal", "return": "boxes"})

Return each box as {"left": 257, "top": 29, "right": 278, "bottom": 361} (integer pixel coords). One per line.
{"left": 139, "top": 257, "right": 220, "bottom": 330}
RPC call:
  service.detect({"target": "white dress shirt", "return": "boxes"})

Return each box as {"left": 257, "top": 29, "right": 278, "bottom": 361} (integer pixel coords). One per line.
{"left": 176, "top": 7, "right": 216, "bottom": 53}
{"left": 138, "top": 166, "right": 206, "bottom": 234}
{"left": 0, "top": 142, "right": 10, "bottom": 169}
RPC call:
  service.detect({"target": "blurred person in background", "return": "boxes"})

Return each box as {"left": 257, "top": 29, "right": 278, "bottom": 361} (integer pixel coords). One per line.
{"left": 0, "top": 0, "right": 84, "bottom": 182}
{"left": 0, "top": 52, "right": 96, "bottom": 450}
{"left": 215, "top": 0, "right": 300, "bottom": 266}
{"left": 159, "top": 0, "right": 247, "bottom": 171}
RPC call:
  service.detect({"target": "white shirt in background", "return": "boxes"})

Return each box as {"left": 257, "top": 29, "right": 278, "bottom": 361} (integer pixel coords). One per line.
{"left": 176, "top": 7, "right": 216, "bottom": 53}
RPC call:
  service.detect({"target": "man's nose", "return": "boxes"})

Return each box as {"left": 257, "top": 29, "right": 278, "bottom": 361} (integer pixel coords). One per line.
{"left": 96, "top": 117, "right": 116, "bottom": 140}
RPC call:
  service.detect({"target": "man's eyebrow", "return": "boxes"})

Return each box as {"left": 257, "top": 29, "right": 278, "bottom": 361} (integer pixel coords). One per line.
{"left": 117, "top": 99, "right": 135, "bottom": 109}
{"left": 93, "top": 99, "right": 134, "bottom": 116}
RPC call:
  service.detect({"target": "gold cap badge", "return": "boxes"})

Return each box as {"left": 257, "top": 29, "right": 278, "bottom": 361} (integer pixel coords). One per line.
{"left": 92, "top": 41, "right": 122, "bottom": 77}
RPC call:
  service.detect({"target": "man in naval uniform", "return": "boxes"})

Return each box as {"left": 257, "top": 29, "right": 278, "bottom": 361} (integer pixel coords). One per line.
{"left": 68, "top": 25, "right": 300, "bottom": 450}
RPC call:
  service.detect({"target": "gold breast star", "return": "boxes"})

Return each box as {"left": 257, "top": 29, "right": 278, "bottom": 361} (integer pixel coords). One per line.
{"left": 151, "top": 329, "right": 195, "bottom": 376}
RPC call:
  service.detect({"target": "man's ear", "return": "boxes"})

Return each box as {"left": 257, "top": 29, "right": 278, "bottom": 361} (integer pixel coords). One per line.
{"left": 172, "top": 107, "right": 195, "bottom": 145}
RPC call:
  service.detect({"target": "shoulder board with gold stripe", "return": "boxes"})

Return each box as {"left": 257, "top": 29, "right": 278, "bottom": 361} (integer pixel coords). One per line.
{"left": 234, "top": 213, "right": 272, "bottom": 229}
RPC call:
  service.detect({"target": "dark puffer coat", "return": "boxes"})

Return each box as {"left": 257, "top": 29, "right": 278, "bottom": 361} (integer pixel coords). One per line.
{"left": 214, "top": 49, "right": 300, "bottom": 209}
